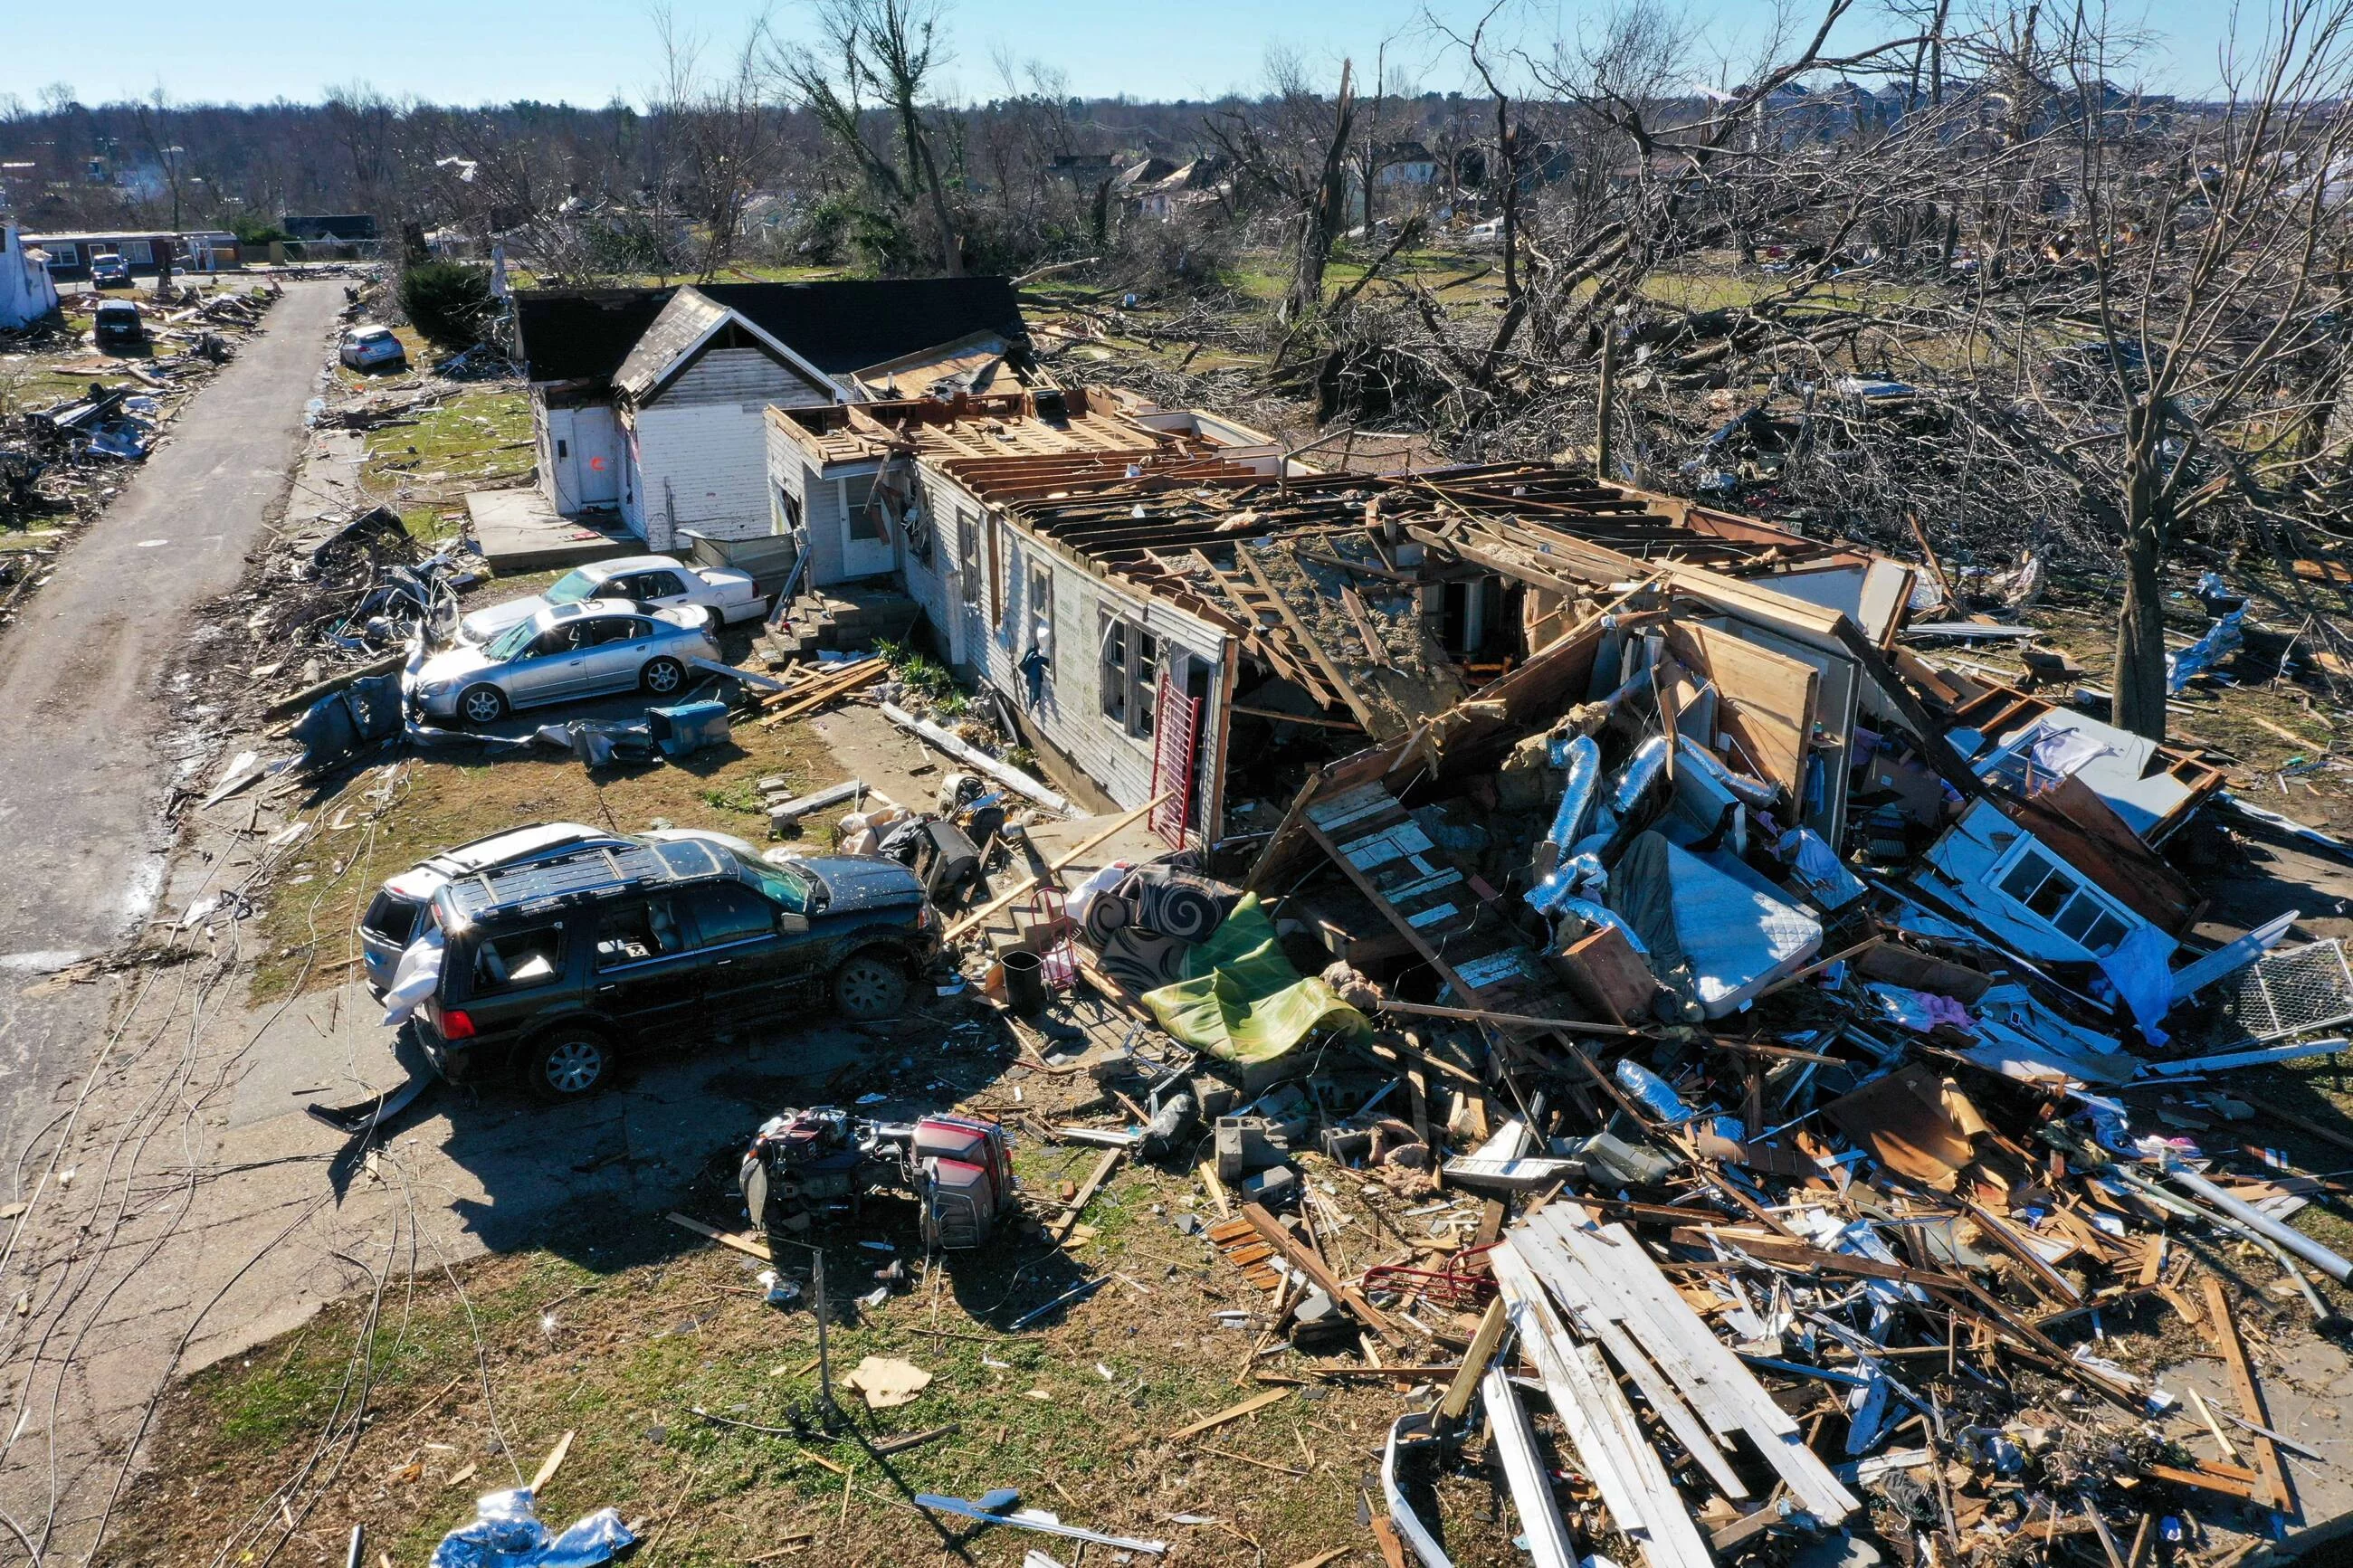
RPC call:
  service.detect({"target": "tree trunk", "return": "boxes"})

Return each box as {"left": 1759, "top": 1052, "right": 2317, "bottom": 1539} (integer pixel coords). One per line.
{"left": 912, "top": 128, "right": 964, "bottom": 277}
{"left": 2111, "top": 450, "right": 2171, "bottom": 741}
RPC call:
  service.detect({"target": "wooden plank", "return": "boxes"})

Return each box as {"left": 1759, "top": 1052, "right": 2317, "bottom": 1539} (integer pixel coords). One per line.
{"left": 1664, "top": 620, "right": 1816, "bottom": 802}
{"left": 2142, "top": 1463, "right": 2258, "bottom": 1501}
{"left": 1339, "top": 585, "right": 1395, "bottom": 667}
{"left": 668, "top": 1212, "right": 772, "bottom": 1262}
{"left": 1962, "top": 1201, "right": 2082, "bottom": 1306}
{"left": 1241, "top": 1202, "right": 1407, "bottom": 1345}
{"left": 1371, "top": 996, "right": 1640, "bottom": 1038}
{"left": 1232, "top": 546, "right": 1381, "bottom": 732}
{"left": 1168, "top": 1387, "right": 1290, "bottom": 1442}
{"left": 1491, "top": 1244, "right": 1718, "bottom": 1568}
{"left": 1438, "top": 1297, "right": 1508, "bottom": 1423}
{"left": 1659, "top": 1229, "right": 1967, "bottom": 1291}
{"left": 1046, "top": 1148, "right": 1122, "bottom": 1243}
{"left": 1482, "top": 1366, "right": 1578, "bottom": 1568}
{"left": 2205, "top": 1277, "right": 2293, "bottom": 1513}
{"left": 1197, "top": 1159, "right": 1233, "bottom": 1220}
{"left": 1525, "top": 1208, "right": 1858, "bottom": 1520}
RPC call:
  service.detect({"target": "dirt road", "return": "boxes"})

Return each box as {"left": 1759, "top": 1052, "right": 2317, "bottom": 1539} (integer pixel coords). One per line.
{"left": 0, "top": 281, "right": 342, "bottom": 1170}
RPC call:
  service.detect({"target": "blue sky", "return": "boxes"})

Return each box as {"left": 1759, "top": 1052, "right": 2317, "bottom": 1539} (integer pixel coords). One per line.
{"left": 3, "top": 0, "right": 2244, "bottom": 109}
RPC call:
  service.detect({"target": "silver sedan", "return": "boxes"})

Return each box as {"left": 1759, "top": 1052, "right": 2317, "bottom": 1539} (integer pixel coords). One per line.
{"left": 409, "top": 600, "right": 721, "bottom": 724}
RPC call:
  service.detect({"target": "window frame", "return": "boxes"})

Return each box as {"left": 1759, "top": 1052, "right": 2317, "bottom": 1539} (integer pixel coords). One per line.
{"left": 682, "top": 881, "right": 782, "bottom": 949}
{"left": 957, "top": 508, "right": 982, "bottom": 608}
{"left": 1026, "top": 559, "right": 1054, "bottom": 663}
{"left": 1095, "top": 610, "right": 1166, "bottom": 741}
{"left": 465, "top": 921, "right": 569, "bottom": 995}
{"left": 1099, "top": 613, "right": 1129, "bottom": 726}
{"left": 1986, "top": 841, "right": 2137, "bottom": 956}
{"left": 839, "top": 471, "right": 884, "bottom": 544}
{"left": 590, "top": 897, "right": 691, "bottom": 973}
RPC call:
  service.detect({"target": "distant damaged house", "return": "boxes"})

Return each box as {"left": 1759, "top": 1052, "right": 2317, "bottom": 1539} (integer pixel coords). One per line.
{"left": 509, "top": 278, "right": 1031, "bottom": 549}
{"left": 0, "top": 223, "right": 59, "bottom": 328}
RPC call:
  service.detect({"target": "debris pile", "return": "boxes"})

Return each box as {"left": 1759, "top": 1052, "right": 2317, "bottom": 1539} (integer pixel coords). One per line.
{"left": 793, "top": 553, "right": 2353, "bottom": 1565}
{"left": 1, "top": 284, "right": 279, "bottom": 539}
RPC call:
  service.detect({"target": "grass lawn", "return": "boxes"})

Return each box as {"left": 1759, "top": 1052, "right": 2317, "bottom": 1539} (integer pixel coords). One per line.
{"left": 121, "top": 1080, "right": 1517, "bottom": 1566}
{"left": 358, "top": 385, "right": 536, "bottom": 545}
{"left": 245, "top": 713, "right": 837, "bottom": 1007}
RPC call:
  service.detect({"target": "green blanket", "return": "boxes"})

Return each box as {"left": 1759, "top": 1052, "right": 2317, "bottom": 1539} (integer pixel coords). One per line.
{"left": 1142, "top": 894, "right": 1369, "bottom": 1065}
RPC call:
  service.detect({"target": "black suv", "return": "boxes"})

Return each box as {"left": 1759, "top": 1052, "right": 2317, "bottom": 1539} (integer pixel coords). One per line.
{"left": 415, "top": 838, "right": 937, "bottom": 1102}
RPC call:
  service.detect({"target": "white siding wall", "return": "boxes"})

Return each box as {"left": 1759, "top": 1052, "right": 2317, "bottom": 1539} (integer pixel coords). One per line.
{"left": 536, "top": 394, "right": 569, "bottom": 513}
{"left": 633, "top": 402, "right": 775, "bottom": 551}
{"left": 661, "top": 345, "right": 832, "bottom": 409}
{"left": 619, "top": 416, "right": 648, "bottom": 541}
{"left": 900, "top": 466, "right": 964, "bottom": 664}
{"left": 959, "top": 513, "right": 1230, "bottom": 819}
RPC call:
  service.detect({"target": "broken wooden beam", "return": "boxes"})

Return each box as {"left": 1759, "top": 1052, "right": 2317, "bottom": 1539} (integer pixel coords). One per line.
{"left": 1240, "top": 1202, "right": 1408, "bottom": 1345}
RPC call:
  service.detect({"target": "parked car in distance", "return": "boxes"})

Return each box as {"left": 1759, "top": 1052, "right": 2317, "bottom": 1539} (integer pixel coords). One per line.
{"left": 456, "top": 554, "right": 768, "bottom": 646}
{"left": 357, "top": 821, "right": 758, "bottom": 993}
{"left": 88, "top": 253, "right": 132, "bottom": 289}
{"left": 415, "top": 837, "right": 937, "bottom": 1100}
{"left": 410, "top": 599, "right": 721, "bottom": 725}
{"left": 339, "top": 324, "right": 408, "bottom": 372}
{"left": 91, "top": 299, "right": 144, "bottom": 348}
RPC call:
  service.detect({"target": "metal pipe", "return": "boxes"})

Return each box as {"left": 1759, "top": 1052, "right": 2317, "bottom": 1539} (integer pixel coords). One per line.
{"left": 2170, "top": 1166, "right": 2353, "bottom": 1282}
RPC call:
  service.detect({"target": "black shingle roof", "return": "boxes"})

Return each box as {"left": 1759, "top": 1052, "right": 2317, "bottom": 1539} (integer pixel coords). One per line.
{"left": 512, "top": 276, "right": 1024, "bottom": 388}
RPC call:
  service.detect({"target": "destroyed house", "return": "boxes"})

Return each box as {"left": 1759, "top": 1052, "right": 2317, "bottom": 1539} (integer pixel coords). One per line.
{"left": 766, "top": 389, "right": 1291, "bottom": 837}
{"left": 764, "top": 385, "right": 1231, "bottom": 593}
{"left": 822, "top": 455, "right": 1935, "bottom": 860}
{"left": 509, "top": 278, "right": 1029, "bottom": 547}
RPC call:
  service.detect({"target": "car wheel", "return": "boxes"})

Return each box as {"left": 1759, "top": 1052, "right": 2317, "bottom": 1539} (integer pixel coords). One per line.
{"left": 831, "top": 948, "right": 910, "bottom": 1021}
{"left": 523, "top": 1027, "right": 611, "bottom": 1103}
{"left": 640, "top": 657, "right": 686, "bottom": 697}
{"left": 458, "top": 683, "right": 508, "bottom": 726}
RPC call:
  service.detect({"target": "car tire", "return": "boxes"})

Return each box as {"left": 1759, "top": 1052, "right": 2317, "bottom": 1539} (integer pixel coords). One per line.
{"left": 522, "top": 1025, "right": 612, "bottom": 1103}
{"left": 458, "top": 683, "right": 508, "bottom": 726}
{"left": 831, "top": 948, "right": 910, "bottom": 1021}
{"left": 640, "top": 657, "right": 687, "bottom": 697}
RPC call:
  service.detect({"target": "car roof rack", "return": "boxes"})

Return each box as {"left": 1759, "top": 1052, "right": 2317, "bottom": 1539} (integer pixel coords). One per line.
{"left": 447, "top": 838, "right": 730, "bottom": 921}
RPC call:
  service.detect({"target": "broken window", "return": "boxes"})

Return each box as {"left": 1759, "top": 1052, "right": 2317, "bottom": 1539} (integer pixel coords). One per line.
{"left": 593, "top": 899, "right": 685, "bottom": 969}
{"left": 957, "top": 510, "right": 981, "bottom": 608}
{"left": 1100, "top": 614, "right": 1128, "bottom": 725}
{"left": 1098, "top": 613, "right": 1163, "bottom": 739}
{"left": 471, "top": 924, "right": 567, "bottom": 993}
{"left": 1992, "top": 847, "right": 2132, "bottom": 955}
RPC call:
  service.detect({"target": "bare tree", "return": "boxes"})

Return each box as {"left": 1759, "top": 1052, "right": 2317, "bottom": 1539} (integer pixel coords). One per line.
{"left": 1994, "top": 0, "right": 2353, "bottom": 736}
{"left": 1206, "top": 52, "right": 1358, "bottom": 324}
{"left": 770, "top": 0, "right": 965, "bottom": 275}
{"left": 648, "top": 5, "right": 785, "bottom": 282}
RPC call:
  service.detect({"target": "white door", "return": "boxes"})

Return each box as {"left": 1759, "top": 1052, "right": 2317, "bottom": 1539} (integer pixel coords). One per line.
{"left": 838, "top": 472, "right": 894, "bottom": 579}
{"left": 572, "top": 406, "right": 622, "bottom": 506}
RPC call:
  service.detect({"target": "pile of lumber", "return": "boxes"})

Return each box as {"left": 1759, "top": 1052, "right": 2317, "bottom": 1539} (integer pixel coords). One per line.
{"left": 757, "top": 656, "right": 885, "bottom": 728}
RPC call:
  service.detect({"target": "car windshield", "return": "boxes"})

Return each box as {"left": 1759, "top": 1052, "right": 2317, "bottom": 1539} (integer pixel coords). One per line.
{"left": 543, "top": 568, "right": 602, "bottom": 606}
{"left": 485, "top": 620, "right": 541, "bottom": 660}
{"left": 733, "top": 852, "right": 813, "bottom": 915}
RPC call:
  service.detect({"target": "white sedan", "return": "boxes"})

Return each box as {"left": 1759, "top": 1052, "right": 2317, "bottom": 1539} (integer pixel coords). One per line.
{"left": 458, "top": 554, "right": 769, "bottom": 646}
